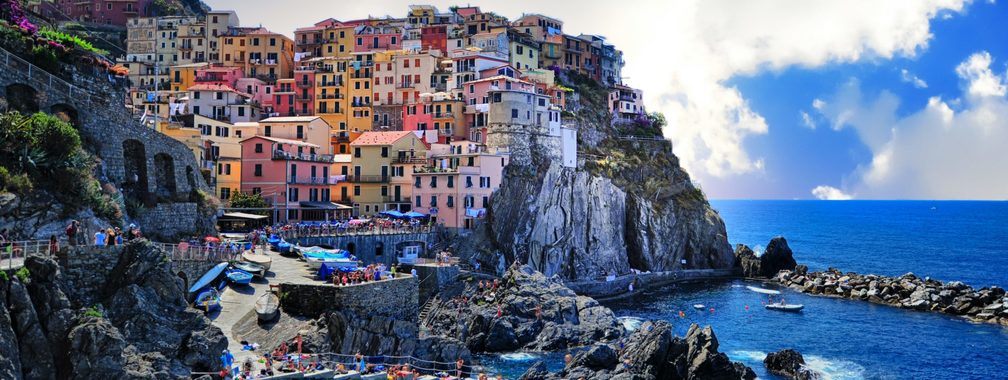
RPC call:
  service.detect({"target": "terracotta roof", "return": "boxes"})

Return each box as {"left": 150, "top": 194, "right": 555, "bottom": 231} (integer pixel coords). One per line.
{"left": 240, "top": 135, "right": 319, "bottom": 148}
{"left": 350, "top": 131, "right": 414, "bottom": 146}
{"left": 187, "top": 83, "right": 251, "bottom": 98}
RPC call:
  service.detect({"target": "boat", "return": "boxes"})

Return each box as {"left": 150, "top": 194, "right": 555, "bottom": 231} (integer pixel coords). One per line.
{"left": 255, "top": 293, "right": 280, "bottom": 322}
{"left": 194, "top": 288, "right": 221, "bottom": 313}
{"left": 746, "top": 285, "right": 782, "bottom": 295}
{"left": 232, "top": 260, "right": 266, "bottom": 278}
{"left": 225, "top": 268, "right": 253, "bottom": 285}
{"left": 241, "top": 251, "right": 272, "bottom": 270}
{"left": 693, "top": 304, "right": 706, "bottom": 310}
{"left": 277, "top": 241, "right": 293, "bottom": 255}
{"left": 302, "top": 250, "right": 357, "bottom": 270}
{"left": 188, "top": 262, "right": 229, "bottom": 295}
{"left": 765, "top": 302, "right": 804, "bottom": 312}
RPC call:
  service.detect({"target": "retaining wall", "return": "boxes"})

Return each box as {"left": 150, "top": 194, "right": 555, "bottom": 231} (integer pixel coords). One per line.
{"left": 279, "top": 275, "right": 418, "bottom": 320}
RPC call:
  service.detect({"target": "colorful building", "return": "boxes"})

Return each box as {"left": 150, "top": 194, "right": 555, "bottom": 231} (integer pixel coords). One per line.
{"left": 240, "top": 136, "right": 345, "bottom": 222}
{"left": 349, "top": 131, "right": 427, "bottom": 216}
{"left": 411, "top": 140, "right": 507, "bottom": 229}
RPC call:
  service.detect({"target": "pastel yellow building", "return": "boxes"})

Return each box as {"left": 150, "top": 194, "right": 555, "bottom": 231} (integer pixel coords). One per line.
{"left": 349, "top": 131, "right": 427, "bottom": 216}
{"left": 347, "top": 52, "right": 374, "bottom": 132}
{"left": 322, "top": 25, "right": 356, "bottom": 58}
{"left": 218, "top": 27, "right": 296, "bottom": 81}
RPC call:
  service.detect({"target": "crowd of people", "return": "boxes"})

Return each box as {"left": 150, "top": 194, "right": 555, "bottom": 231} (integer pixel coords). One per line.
{"left": 263, "top": 216, "right": 433, "bottom": 240}
{"left": 62, "top": 220, "right": 143, "bottom": 248}
{"left": 326, "top": 263, "right": 399, "bottom": 286}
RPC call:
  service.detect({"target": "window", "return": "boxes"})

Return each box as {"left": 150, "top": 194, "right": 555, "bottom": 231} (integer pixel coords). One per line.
{"left": 254, "top": 164, "right": 262, "bottom": 176}
{"left": 430, "top": 195, "right": 437, "bottom": 207}
{"left": 414, "top": 176, "right": 421, "bottom": 188}
{"left": 430, "top": 176, "right": 437, "bottom": 188}
{"left": 288, "top": 188, "right": 299, "bottom": 201}
{"left": 381, "top": 147, "right": 388, "bottom": 157}
{"left": 415, "top": 196, "right": 421, "bottom": 207}
{"left": 354, "top": 147, "right": 361, "bottom": 158}
{"left": 252, "top": 187, "right": 261, "bottom": 195}
{"left": 264, "top": 125, "right": 271, "bottom": 136}
{"left": 193, "top": 91, "right": 200, "bottom": 99}
{"left": 466, "top": 176, "right": 473, "bottom": 188}
{"left": 482, "top": 196, "right": 489, "bottom": 207}
{"left": 447, "top": 176, "right": 454, "bottom": 188}
{"left": 225, "top": 164, "right": 231, "bottom": 175}
{"left": 238, "top": 107, "right": 245, "bottom": 117}
{"left": 380, "top": 186, "right": 387, "bottom": 196}
{"left": 296, "top": 125, "right": 304, "bottom": 139}
{"left": 447, "top": 195, "right": 454, "bottom": 208}
{"left": 511, "top": 109, "right": 518, "bottom": 118}
{"left": 254, "top": 143, "right": 263, "bottom": 153}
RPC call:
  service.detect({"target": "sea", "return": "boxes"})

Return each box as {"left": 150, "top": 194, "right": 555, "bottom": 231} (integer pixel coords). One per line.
{"left": 479, "top": 201, "right": 1008, "bottom": 379}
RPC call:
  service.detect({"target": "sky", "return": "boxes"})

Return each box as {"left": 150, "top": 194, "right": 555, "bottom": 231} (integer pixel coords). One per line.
{"left": 205, "top": 0, "right": 1008, "bottom": 200}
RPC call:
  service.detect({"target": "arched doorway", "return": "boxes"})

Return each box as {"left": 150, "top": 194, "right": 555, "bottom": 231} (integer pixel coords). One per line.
{"left": 4, "top": 84, "right": 39, "bottom": 114}
{"left": 153, "top": 153, "right": 177, "bottom": 198}
{"left": 122, "top": 139, "right": 149, "bottom": 200}
{"left": 50, "top": 103, "right": 80, "bottom": 128}
{"left": 375, "top": 242, "right": 384, "bottom": 257}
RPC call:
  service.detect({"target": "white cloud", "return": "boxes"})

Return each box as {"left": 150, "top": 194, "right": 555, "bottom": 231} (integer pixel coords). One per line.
{"left": 955, "top": 51, "right": 1007, "bottom": 97}
{"left": 643, "top": 0, "right": 968, "bottom": 183}
{"left": 901, "top": 69, "right": 929, "bottom": 88}
{"left": 814, "top": 52, "right": 1008, "bottom": 199}
{"left": 800, "top": 111, "right": 816, "bottom": 129}
{"left": 811, "top": 185, "right": 853, "bottom": 200}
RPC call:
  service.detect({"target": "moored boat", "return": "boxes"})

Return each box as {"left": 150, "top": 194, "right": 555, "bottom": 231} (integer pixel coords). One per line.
{"left": 225, "top": 268, "right": 253, "bottom": 285}
{"left": 194, "top": 288, "right": 221, "bottom": 313}
{"left": 188, "top": 262, "right": 228, "bottom": 296}
{"left": 765, "top": 302, "right": 804, "bottom": 312}
{"left": 255, "top": 293, "right": 280, "bottom": 322}
{"left": 693, "top": 304, "right": 706, "bottom": 310}
{"left": 232, "top": 260, "right": 266, "bottom": 278}
{"left": 747, "top": 285, "right": 782, "bottom": 295}
{"left": 241, "top": 250, "right": 272, "bottom": 270}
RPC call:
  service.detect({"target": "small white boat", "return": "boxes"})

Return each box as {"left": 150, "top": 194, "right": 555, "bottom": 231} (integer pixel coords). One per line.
{"left": 765, "top": 302, "right": 804, "bottom": 312}
{"left": 241, "top": 251, "right": 272, "bottom": 270}
{"left": 255, "top": 293, "right": 280, "bottom": 322}
{"left": 747, "top": 285, "right": 782, "bottom": 295}
{"left": 693, "top": 304, "right": 706, "bottom": 310}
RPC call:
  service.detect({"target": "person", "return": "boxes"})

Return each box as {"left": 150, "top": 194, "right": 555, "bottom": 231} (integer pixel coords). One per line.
{"left": 65, "top": 221, "right": 78, "bottom": 246}
{"left": 356, "top": 352, "right": 365, "bottom": 373}
{"left": 496, "top": 305, "right": 503, "bottom": 318}
{"left": 94, "top": 228, "right": 107, "bottom": 246}
{"left": 535, "top": 304, "right": 542, "bottom": 320}
{"left": 114, "top": 227, "right": 123, "bottom": 245}
{"left": 564, "top": 353, "right": 573, "bottom": 366}
{"left": 410, "top": 267, "right": 417, "bottom": 277}
{"left": 455, "top": 358, "right": 465, "bottom": 378}
{"left": 105, "top": 228, "right": 115, "bottom": 247}
{"left": 48, "top": 235, "right": 59, "bottom": 255}
{"left": 390, "top": 264, "right": 397, "bottom": 278}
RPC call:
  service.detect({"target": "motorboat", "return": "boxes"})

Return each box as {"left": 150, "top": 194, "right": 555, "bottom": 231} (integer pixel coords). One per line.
{"left": 225, "top": 268, "right": 253, "bottom": 285}
{"left": 255, "top": 293, "right": 280, "bottom": 322}
{"left": 241, "top": 251, "right": 272, "bottom": 270}
{"left": 746, "top": 285, "right": 782, "bottom": 295}
{"left": 232, "top": 260, "right": 266, "bottom": 278}
{"left": 765, "top": 302, "right": 804, "bottom": 312}
{"left": 693, "top": 304, "right": 706, "bottom": 310}
{"left": 194, "top": 288, "right": 221, "bottom": 313}
{"left": 302, "top": 249, "right": 358, "bottom": 270}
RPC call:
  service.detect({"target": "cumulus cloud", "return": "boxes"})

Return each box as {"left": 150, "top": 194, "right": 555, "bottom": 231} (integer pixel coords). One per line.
{"left": 814, "top": 52, "right": 1008, "bottom": 199}
{"left": 811, "top": 185, "right": 853, "bottom": 200}
{"left": 800, "top": 111, "right": 816, "bottom": 129}
{"left": 901, "top": 69, "right": 929, "bottom": 88}
{"left": 632, "top": 0, "right": 968, "bottom": 183}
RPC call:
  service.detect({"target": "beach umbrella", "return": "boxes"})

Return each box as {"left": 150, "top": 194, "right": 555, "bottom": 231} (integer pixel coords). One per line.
{"left": 204, "top": 236, "right": 220, "bottom": 243}
{"left": 404, "top": 211, "right": 427, "bottom": 219}
{"left": 380, "top": 210, "right": 405, "bottom": 218}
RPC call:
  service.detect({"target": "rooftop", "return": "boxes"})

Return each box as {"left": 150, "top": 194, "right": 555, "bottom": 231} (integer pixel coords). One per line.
{"left": 241, "top": 135, "right": 320, "bottom": 148}
{"left": 350, "top": 131, "right": 415, "bottom": 146}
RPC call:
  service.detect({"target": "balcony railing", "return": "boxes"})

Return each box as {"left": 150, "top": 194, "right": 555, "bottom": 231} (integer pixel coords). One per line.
{"left": 391, "top": 156, "right": 427, "bottom": 164}
{"left": 296, "top": 81, "right": 313, "bottom": 88}
{"left": 288, "top": 176, "right": 342, "bottom": 185}
{"left": 351, "top": 100, "right": 371, "bottom": 107}
{"left": 272, "top": 150, "right": 335, "bottom": 163}
{"left": 433, "top": 112, "right": 454, "bottom": 118}
{"left": 396, "top": 82, "right": 416, "bottom": 89}
{"left": 318, "top": 80, "right": 343, "bottom": 87}
{"left": 318, "top": 93, "right": 343, "bottom": 100}
{"left": 333, "top": 135, "right": 350, "bottom": 143}
{"left": 346, "top": 175, "right": 389, "bottom": 183}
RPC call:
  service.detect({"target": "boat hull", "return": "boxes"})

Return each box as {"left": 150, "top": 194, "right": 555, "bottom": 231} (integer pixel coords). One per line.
{"left": 241, "top": 251, "right": 272, "bottom": 270}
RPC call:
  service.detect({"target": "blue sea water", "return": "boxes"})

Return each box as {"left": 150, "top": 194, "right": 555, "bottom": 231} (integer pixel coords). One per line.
{"left": 480, "top": 201, "right": 1008, "bottom": 379}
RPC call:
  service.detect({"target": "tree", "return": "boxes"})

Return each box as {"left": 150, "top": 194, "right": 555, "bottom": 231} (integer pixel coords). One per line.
{"left": 648, "top": 112, "right": 667, "bottom": 130}
{"left": 228, "top": 191, "right": 268, "bottom": 214}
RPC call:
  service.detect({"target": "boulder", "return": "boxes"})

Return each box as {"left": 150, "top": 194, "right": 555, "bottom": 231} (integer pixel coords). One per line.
{"left": 734, "top": 244, "right": 762, "bottom": 278}
{"left": 0, "top": 277, "right": 22, "bottom": 380}
{"left": 7, "top": 280, "right": 56, "bottom": 379}
{"left": 569, "top": 344, "right": 618, "bottom": 371}
{"left": 483, "top": 318, "right": 519, "bottom": 352}
{"left": 518, "top": 361, "right": 551, "bottom": 380}
{"left": 759, "top": 237, "right": 797, "bottom": 278}
{"left": 763, "top": 349, "right": 822, "bottom": 380}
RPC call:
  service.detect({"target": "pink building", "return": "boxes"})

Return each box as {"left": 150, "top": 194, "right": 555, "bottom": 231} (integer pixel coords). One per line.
{"left": 240, "top": 136, "right": 342, "bottom": 222}
{"left": 354, "top": 25, "right": 403, "bottom": 52}
{"left": 235, "top": 77, "right": 275, "bottom": 115}
{"left": 35, "top": 0, "right": 151, "bottom": 27}
{"left": 402, "top": 103, "right": 434, "bottom": 131}
{"left": 411, "top": 141, "right": 508, "bottom": 229}
{"left": 194, "top": 66, "right": 245, "bottom": 88}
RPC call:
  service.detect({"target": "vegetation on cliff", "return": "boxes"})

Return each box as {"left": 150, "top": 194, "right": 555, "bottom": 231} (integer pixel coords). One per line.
{"left": 0, "top": 111, "right": 122, "bottom": 221}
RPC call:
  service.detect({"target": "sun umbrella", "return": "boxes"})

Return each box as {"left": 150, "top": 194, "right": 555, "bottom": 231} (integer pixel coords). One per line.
{"left": 403, "top": 211, "right": 427, "bottom": 218}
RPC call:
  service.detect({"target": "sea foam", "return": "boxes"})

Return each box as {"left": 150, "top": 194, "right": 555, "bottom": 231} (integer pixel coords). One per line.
{"left": 803, "top": 355, "right": 866, "bottom": 380}
{"left": 499, "top": 352, "right": 538, "bottom": 361}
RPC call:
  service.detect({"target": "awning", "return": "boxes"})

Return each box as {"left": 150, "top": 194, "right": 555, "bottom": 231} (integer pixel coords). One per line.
{"left": 299, "top": 201, "right": 353, "bottom": 210}
{"left": 221, "top": 212, "right": 269, "bottom": 220}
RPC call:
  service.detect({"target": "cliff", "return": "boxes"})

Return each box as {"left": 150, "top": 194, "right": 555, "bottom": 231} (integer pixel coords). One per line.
{"left": 470, "top": 71, "right": 733, "bottom": 281}
{"left": 0, "top": 241, "right": 225, "bottom": 379}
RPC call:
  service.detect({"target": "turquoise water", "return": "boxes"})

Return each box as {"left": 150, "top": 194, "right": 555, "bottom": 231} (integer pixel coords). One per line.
{"left": 482, "top": 201, "right": 1008, "bottom": 379}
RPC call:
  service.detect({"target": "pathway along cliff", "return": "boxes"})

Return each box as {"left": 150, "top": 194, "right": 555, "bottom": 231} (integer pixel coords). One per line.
{"left": 459, "top": 71, "right": 734, "bottom": 284}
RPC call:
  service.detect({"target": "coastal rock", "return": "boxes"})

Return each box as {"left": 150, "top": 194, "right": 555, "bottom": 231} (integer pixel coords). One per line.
{"left": 425, "top": 265, "right": 622, "bottom": 353}
{"left": 569, "top": 344, "right": 618, "bottom": 371}
{"left": 66, "top": 316, "right": 128, "bottom": 378}
{"left": 518, "top": 361, "right": 551, "bottom": 380}
{"left": 0, "top": 277, "right": 22, "bottom": 380}
{"left": 23, "top": 256, "right": 75, "bottom": 378}
{"left": 7, "top": 279, "right": 57, "bottom": 379}
{"left": 734, "top": 245, "right": 761, "bottom": 278}
{"left": 764, "top": 349, "right": 822, "bottom": 380}
{"left": 734, "top": 237, "right": 797, "bottom": 278}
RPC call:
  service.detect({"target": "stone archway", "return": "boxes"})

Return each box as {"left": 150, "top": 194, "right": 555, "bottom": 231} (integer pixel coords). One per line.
{"left": 50, "top": 103, "right": 81, "bottom": 128}
{"left": 122, "top": 139, "right": 149, "bottom": 200}
{"left": 4, "top": 83, "right": 39, "bottom": 114}
{"left": 153, "top": 153, "right": 177, "bottom": 198}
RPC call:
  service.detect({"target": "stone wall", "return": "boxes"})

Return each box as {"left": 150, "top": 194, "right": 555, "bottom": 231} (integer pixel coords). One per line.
{"left": 279, "top": 276, "right": 418, "bottom": 320}
{"left": 293, "top": 233, "right": 434, "bottom": 266}
{"left": 409, "top": 264, "right": 460, "bottom": 304}
{"left": 0, "top": 53, "right": 215, "bottom": 238}
{"left": 136, "top": 202, "right": 214, "bottom": 241}
{"left": 564, "top": 269, "right": 736, "bottom": 299}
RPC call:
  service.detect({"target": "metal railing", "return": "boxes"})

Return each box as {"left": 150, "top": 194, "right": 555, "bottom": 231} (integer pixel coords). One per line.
{"left": 345, "top": 175, "right": 389, "bottom": 183}
{"left": 1, "top": 46, "right": 98, "bottom": 105}
{"left": 1, "top": 240, "right": 57, "bottom": 270}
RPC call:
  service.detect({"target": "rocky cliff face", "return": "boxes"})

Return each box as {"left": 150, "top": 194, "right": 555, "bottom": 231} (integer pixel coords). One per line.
{"left": 734, "top": 237, "right": 797, "bottom": 278}
{"left": 0, "top": 241, "right": 226, "bottom": 379}
{"left": 483, "top": 160, "right": 732, "bottom": 281}
{"left": 520, "top": 321, "right": 755, "bottom": 380}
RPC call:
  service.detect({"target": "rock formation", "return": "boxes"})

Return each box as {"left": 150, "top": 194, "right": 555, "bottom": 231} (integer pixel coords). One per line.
{"left": 772, "top": 267, "right": 1008, "bottom": 326}
{"left": 425, "top": 265, "right": 623, "bottom": 353}
{"left": 0, "top": 241, "right": 226, "bottom": 379}
{"left": 763, "top": 349, "right": 821, "bottom": 380}
{"left": 734, "top": 236, "right": 797, "bottom": 278}
{"left": 520, "top": 321, "right": 755, "bottom": 380}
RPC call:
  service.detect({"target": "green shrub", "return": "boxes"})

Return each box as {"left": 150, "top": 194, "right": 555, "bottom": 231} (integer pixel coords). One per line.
{"left": 14, "top": 267, "right": 29, "bottom": 282}
{"left": 38, "top": 28, "right": 108, "bottom": 56}
{"left": 84, "top": 305, "right": 103, "bottom": 318}
{"left": 0, "top": 271, "right": 8, "bottom": 282}
{"left": 31, "top": 44, "right": 59, "bottom": 72}
{"left": 0, "top": 166, "right": 33, "bottom": 193}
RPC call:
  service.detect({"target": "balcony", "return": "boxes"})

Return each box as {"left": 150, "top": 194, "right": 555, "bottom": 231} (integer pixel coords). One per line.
{"left": 392, "top": 156, "right": 427, "bottom": 165}
{"left": 179, "top": 43, "right": 193, "bottom": 51}
{"left": 294, "top": 93, "right": 312, "bottom": 101}
{"left": 333, "top": 135, "right": 350, "bottom": 143}
{"left": 433, "top": 112, "right": 454, "bottom": 118}
{"left": 351, "top": 100, "right": 371, "bottom": 107}
{"left": 272, "top": 150, "right": 335, "bottom": 163}
{"left": 296, "top": 80, "right": 313, "bottom": 88}
{"left": 318, "top": 80, "right": 343, "bottom": 87}
{"left": 396, "top": 82, "right": 416, "bottom": 89}
{"left": 288, "top": 176, "right": 340, "bottom": 185}
{"left": 346, "top": 175, "right": 389, "bottom": 183}
{"left": 318, "top": 93, "right": 343, "bottom": 100}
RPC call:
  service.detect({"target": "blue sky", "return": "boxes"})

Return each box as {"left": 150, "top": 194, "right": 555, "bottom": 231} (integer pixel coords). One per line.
{"left": 206, "top": 0, "right": 1008, "bottom": 200}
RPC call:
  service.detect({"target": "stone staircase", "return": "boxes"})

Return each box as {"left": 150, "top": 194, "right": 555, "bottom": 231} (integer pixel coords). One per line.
{"left": 417, "top": 294, "right": 440, "bottom": 333}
